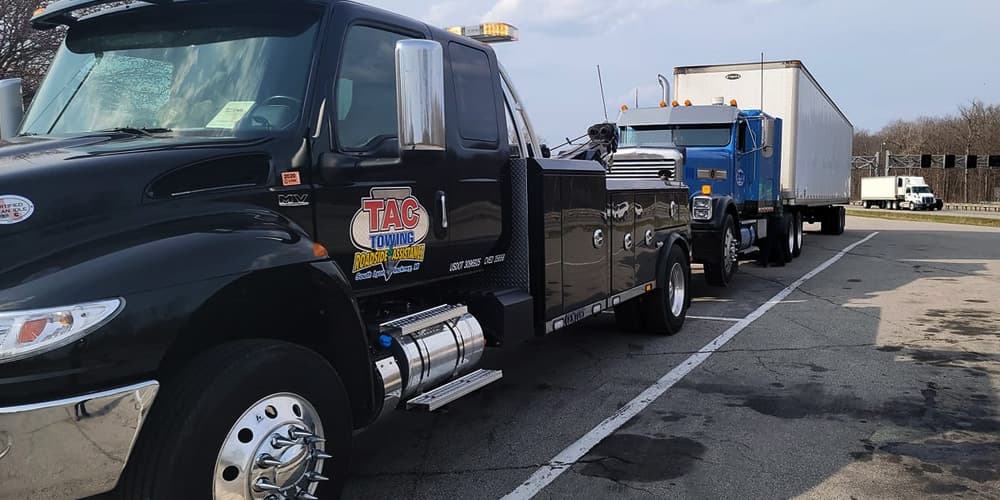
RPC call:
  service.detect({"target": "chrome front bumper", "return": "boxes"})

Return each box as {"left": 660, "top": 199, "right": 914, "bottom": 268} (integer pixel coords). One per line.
{"left": 0, "top": 381, "right": 159, "bottom": 500}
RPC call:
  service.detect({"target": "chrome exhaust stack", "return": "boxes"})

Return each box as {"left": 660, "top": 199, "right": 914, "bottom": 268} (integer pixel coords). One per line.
{"left": 374, "top": 305, "right": 497, "bottom": 418}
{"left": 657, "top": 74, "right": 670, "bottom": 104}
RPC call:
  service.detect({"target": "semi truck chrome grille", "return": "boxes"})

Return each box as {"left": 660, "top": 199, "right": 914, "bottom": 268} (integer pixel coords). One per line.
{"left": 608, "top": 158, "right": 676, "bottom": 180}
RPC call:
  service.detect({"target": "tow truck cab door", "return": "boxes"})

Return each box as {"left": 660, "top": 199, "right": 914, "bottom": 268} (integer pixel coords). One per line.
{"left": 313, "top": 5, "right": 446, "bottom": 292}
{"left": 312, "top": 4, "right": 505, "bottom": 293}
{"left": 431, "top": 35, "right": 507, "bottom": 273}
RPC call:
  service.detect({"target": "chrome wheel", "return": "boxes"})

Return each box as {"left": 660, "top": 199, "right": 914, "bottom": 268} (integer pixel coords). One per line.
{"left": 214, "top": 393, "right": 328, "bottom": 500}
{"left": 787, "top": 223, "right": 795, "bottom": 256}
{"left": 667, "top": 262, "right": 686, "bottom": 317}
{"left": 795, "top": 219, "right": 803, "bottom": 251}
{"left": 722, "top": 227, "right": 737, "bottom": 274}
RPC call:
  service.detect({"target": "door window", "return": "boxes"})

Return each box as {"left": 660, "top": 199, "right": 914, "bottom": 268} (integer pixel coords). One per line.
{"left": 504, "top": 101, "right": 523, "bottom": 158}
{"left": 335, "top": 26, "right": 408, "bottom": 151}
{"left": 449, "top": 42, "right": 498, "bottom": 146}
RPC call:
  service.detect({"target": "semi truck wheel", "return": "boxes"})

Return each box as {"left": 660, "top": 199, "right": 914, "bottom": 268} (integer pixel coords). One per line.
{"left": 792, "top": 212, "right": 803, "bottom": 258}
{"left": 640, "top": 243, "right": 690, "bottom": 335}
{"left": 119, "top": 340, "right": 352, "bottom": 500}
{"left": 779, "top": 214, "right": 794, "bottom": 263}
{"left": 704, "top": 215, "right": 738, "bottom": 287}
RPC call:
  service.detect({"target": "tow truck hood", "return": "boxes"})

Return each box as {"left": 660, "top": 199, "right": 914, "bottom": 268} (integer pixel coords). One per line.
{"left": 0, "top": 134, "right": 278, "bottom": 292}
{"left": 0, "top": 135, "right": 159, "bottom": 236}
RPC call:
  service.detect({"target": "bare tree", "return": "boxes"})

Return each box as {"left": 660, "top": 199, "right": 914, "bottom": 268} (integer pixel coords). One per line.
{"left": 854, "top": 100, "right": 1000, "bottom": 156}
{"left": 0, "top": 0, "right": 63, "bottom": 101}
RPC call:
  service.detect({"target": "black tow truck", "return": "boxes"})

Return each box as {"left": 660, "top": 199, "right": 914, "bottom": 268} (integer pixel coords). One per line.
{"left": 0, "top": 1, "right": 691, "bottom": 498}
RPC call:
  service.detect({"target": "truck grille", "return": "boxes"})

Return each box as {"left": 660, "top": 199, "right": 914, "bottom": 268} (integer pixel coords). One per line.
{"left": 608, "top": 158, "right": 677, "bottom": 180}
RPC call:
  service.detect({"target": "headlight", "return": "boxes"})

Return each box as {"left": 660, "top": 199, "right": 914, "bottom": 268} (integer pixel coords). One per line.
{"left": 692, "top": 196, "right": 713, "bottom": 220}
{"left": 0, "top": 299, "right": 123, "bottom": 364}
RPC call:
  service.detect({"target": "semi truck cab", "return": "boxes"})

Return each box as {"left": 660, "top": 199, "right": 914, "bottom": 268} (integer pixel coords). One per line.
{"left": 615, "top": 101, "right": 784, "bottom": 285}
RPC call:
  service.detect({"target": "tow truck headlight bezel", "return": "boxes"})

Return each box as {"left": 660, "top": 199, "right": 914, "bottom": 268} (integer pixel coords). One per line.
{"left": 0, "top": 299, "right": 123, "bottom": 364}
{"left": 692, "top": 196, "right": 713, "bottom": 221}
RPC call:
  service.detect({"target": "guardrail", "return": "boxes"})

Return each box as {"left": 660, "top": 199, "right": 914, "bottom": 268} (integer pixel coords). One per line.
{"left": 944, "top": 203, "right": 1000, "bottom": 213}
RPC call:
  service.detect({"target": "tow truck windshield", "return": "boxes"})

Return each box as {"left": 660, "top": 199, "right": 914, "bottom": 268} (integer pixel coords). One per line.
{"left": 619, "top": 124, "right": 732, "bottom": 148}
{"left": 19, "top": 3, "right": 322, "bottom": 139}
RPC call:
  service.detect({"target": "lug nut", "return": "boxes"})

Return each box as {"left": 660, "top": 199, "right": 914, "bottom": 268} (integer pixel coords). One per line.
{"left": 305, "top": 471, "right": 329, "bottom": 482}
{"left": 288, "top": 426, "right": 313, "bottom": 439}
{"left": 298, "top": 493, "right": 319, "bottom": 500}
{"left": 272, "top": 435, "right": 298, "bottom": 449}
{"left": 255, "top": 478, "right": 282, "bottom": 492}
{"left": 305, "top": 436, "right": 326, "bottom": 445}
{"left": 257, "top": 453, "right": 283, "bottom": 468}
{"left": 312, "top": 450, "right": 333, "bottom": 460}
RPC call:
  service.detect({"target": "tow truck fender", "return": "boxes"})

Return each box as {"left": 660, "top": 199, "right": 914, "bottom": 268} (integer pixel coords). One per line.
{"left": 656, "top": 231, "right": 692, "bottom": 288}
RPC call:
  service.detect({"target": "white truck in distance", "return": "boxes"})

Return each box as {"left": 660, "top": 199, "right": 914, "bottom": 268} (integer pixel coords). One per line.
{"left": 860, "top": 176, "right": 943, "bottom": 211}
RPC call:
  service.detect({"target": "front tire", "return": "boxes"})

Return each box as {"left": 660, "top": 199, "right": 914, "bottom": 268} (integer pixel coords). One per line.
{"left": 119, "top": 340, "right": 352, "bottom": 500}
{"left": 640, "top": 243, "right": 690, "bottom": 335}
{"left": 704, "top": 214, "right": 738, "bottom": 287}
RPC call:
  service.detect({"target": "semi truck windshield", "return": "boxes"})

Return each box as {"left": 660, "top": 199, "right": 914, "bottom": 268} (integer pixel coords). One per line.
{"left": 619, "top": 124, "right": 732, "bottom": 148}
{"left": 20, "top": 4, "right": 322, "bottom": 139}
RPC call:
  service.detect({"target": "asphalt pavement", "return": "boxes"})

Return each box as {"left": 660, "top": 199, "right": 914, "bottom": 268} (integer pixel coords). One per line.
{"left": 346, "top": 216, "right": 1000, "bottom": 500}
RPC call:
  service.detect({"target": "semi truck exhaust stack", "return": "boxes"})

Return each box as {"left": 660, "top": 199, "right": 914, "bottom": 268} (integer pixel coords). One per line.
{"left": 657, "top": 74, "right": 670, "bottom": 104}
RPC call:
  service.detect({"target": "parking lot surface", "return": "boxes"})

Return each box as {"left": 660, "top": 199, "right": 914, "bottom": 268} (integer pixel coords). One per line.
{"left": 346, "top": 216, "right": 1000, "bottom": 499}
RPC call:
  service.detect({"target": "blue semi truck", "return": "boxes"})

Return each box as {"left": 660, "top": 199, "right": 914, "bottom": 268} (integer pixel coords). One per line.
{"left": 611, "top": 61, "right": 853, "bottom": 286}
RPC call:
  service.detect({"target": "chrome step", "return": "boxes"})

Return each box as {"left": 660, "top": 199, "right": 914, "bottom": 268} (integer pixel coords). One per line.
{"left": 406, "top": 369, "right": 504, "bottom": 411}
{"left": 739, "top": 245, "right": 760, "bottom": 255}
{"left": 381, "top": 304, "right": 467, "bottom": 336}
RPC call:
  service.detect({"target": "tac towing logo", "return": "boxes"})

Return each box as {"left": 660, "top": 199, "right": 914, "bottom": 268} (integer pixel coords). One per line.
{"left": 0, "top": 195, "right": 34, "bottom": 225}
{"left": 350, "top": 187, "right": 429, "bottom": 282}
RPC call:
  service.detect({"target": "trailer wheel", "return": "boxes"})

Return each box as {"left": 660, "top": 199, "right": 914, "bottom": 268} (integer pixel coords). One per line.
{"left": 779, "top": 214, "right": 793, "bottom": 264}
{"left": 640, "top": 243, "right": 690, "bottom": 335}
{"left": 791, "top": 211, "right": 803, "bottom": 258}
{"left": 119, "top": 340, "right": 352, "bottom": 500}
{"left": 704, "top": 215, "right": 738, "bottom": 287}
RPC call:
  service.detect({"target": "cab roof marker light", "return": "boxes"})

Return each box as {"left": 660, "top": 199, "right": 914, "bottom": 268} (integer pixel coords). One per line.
{"left": 32, "top": 0, "right": 176, "bottom": 30}
{"left": 444, "top": 22, "right": 519, "bottom": 43}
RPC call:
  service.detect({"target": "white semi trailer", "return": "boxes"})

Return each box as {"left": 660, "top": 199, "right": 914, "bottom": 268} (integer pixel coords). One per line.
{"left": 860, "top": 176, "right": 942, "bottom": 210}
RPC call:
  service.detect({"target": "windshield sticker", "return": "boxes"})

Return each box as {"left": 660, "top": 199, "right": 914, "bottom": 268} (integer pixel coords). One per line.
{"left": 351, "top": 187, "right": 429, "bottom": 282}
{"left": 0, "top": 195, "right": 34, "bottom": 225}
{"left": 206, "top": 101, "right": 256, "bottom": 129}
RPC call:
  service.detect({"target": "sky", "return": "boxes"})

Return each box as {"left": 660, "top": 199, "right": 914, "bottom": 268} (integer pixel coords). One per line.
{"left": 362, "top": 0, "right": 1000, "bottom": 145}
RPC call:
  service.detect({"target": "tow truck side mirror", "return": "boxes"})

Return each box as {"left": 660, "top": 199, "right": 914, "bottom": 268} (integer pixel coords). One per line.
{"left": 0, "top": 79, "right": 25, "bottom": 140}
{"left": 395, "top": 40, "right": 446, "bottom": 155}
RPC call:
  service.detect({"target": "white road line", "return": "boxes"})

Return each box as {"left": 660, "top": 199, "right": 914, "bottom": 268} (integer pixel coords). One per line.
{"left": 687, "top": 315, "right": 742, "bottom": 322}
{"left": 502, "top": 232, "right": 880, "bottom": 500}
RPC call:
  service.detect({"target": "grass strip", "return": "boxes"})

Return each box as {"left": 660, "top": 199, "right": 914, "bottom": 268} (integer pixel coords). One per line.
{"left": 846, "top": 208, "right": 1000, "bottom": 228}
